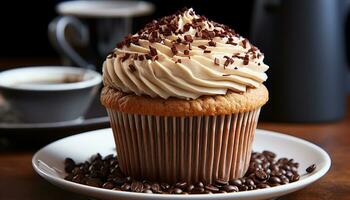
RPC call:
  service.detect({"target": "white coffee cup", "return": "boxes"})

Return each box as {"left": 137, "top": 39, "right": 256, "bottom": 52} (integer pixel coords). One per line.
{"left": 48, "top": 0, "right": 154, "bottom": 71}
{"left": 0, "top": 66, "right": 102, "bottom": 123}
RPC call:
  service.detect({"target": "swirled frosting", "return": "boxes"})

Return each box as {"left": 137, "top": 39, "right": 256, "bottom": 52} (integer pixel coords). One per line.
{"left": 103, "top": 8, "right": 269, "bottom": 99}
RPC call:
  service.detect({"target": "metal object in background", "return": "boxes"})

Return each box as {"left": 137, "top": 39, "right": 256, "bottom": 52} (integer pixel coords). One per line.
{"left": 251, "top": 0, "right": 349, "bottom": 122}
{"left": 48, "top": 0, "right": 154, "bottom": 72}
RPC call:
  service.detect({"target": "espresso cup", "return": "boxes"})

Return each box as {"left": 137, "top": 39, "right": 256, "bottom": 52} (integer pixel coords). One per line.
{"left": 0, "top": 66, "right": 102, "bottom": 123}
{"left": 48, "top": 0, "right": 154, "bottom": 72}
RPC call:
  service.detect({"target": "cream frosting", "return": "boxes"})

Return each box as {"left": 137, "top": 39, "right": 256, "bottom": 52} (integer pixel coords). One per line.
{"left": 103, "top": 8, "right": 269, "bottom": 99}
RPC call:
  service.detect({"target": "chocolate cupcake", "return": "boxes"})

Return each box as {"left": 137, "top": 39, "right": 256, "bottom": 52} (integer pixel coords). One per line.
{"left": 101, "top": 8, "right": 269, "bottom": 184}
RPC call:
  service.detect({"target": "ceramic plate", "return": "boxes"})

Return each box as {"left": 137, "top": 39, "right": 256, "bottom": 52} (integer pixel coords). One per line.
{"left": 32, "top": 128, "right": 331, "bottom": 200}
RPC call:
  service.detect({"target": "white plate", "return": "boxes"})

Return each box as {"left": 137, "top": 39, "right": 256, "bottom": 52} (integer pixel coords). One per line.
{"left": 32, "top": 128, "right": 331, "bottom": 200}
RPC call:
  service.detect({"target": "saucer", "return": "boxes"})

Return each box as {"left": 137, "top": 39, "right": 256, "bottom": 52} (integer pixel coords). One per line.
{"left": 32, "top": 128, "right": 331, "bottom": 200}
{"left": 0, "top": 95, "right": 109, "bottom": 134}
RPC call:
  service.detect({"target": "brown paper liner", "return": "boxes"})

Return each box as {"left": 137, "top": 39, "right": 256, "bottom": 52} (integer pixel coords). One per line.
{"left": 107, "top": 108, "right": 261, "bottom": 184}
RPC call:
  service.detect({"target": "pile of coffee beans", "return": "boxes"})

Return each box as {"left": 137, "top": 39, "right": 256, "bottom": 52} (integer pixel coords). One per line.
{"left": 64, "top": 151, "right": 315, "bottom": 194}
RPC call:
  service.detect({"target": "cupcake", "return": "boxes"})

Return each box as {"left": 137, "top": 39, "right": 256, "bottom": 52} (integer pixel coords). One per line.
{"left": 101, "top": 8, "right": 269, "bottom": 184}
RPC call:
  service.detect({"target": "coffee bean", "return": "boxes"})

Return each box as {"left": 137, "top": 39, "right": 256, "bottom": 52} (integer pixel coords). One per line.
{"left": 278, "top": 158, "right": 289, "bottom": 164}
{"left": 247, "top": 185, "right": 256, "bottom": 190}
{"left": 282, "top": 165, "right": 291, "bottom": 171}
{"left": 245, "top": 178, "right": 255, "bottom": 186}
{"left": 223, "top": 185, "right": 238, "bottom": 192}
{"left": 255, "top": 170, "right": 269, "bottom": 181}
{"left": 64, "top": 150, "right": 301, "bottom": 195}
{"left": 281, "top": 177, "right": 289, "bottom": 184}
{"left": 191, "top": 187, "right": 205, "bottom": 194}
{"left": 72, "top": 174, "right": 84, "bottom": 183}
{"left": 215, "top": 178, "right": 228, "bottom": 186}
{"left": 291, "top": 166, "right": 298, "bottom": 173}
{"left": 269, "top": 177, "right": 281, "bottom": 184}
{"left": 186, "top": 184, "right": 194, "bottom": 192}
{"left": 65, "top": 173, "right": 75, "bottom": 181}
{"left": 160, "top": 183, "right": 170, "bottom": 190}
{"left": 102, "top": 182, "right": 114, "bottom": 189}
{"left": 270, "top": 170, "right": 282, "bottom": 177}
{"left": 293, "top": 162, "right": 300, "bottom": 168}
{"left": 104, "top": 154, "right": 114, "bottom": 161}
{"left": 229, "top": 179, "right": 242, "bottom": 186}
{"left": 172, "top": 188, "right": 183, "bottom": 194}
{"left": 86, "top": 178, "right": 102, "bottom": 187}
{"left": 131, "top": 181, "right": 144, "bottom": 192}
{"left": 270, "top": 183, "right": 280, "bottom": 187}
{"left": 121, "top": 183, "right": 131, "bottom": 191}
{"left": 143, "top": 183, "right": 151, "bottom": 190}
{"left": 71, "top": 167, "right": 83, "bottom": 175}
{"left": 257, "top": 183, "right": 270, "bottom": 189}
{"left": 265, "top": 169, "right": 271, "bottom": 174}
{"left": 110, "top": 159, "right": 118, "bottom": 166}
{"left": 263, "top": 150, "right": 276, "bottom": 158}
{"left": 89, "top": 171, "right": 100, "bottom": 179}
{"left": 112, "top": 177, "right": 125, "bottom": 186}
{"left": 254, "top": 159, "right": 263, "bottom": 165}
{"left": 306, "top": 164, "right": 316, "bottom": 173}
{"left": 262, "top": 162, "right": 270, "bottom": 169}
{"left": 205, "top": 184, "right": 219, "bottom": 192}
{"left": 269, "top": 164, "right": 279, "bottom": 172}
{"left": 286, "top": 171, "right": 294, "bottom": 178}
{"left": 143, "top": 189, "right": 153, "bottom": 194}
{"left": 290, "top": 174, "right": 300, "bottom": 182}
{"left": 90, "top": 153, "right": 102, "bottom": 162}
{"left": 195, "top": 181, "right": 204, "bottom": 188}
{"left": 175, "top": 181, "right": 187, "bottom": 189}
{"left": 151, "top": 183, "right": 161, "bottom": 193}
{"left": 238, "top": 185, "right": 248, "bottom": 191}
{"left": 64, "top": 158, "right": 76, "bottom": 173}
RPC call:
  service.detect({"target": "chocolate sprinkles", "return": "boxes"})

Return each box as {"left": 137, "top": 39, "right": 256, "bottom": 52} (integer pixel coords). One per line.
{"left": 171, "top": 45, "right": 178, "bottom": 55}
{"left": 115, "top": 8, "right": 239, "bottom": 50}
{"left": 121, "top": 53, "right": 130, "bottom": 62}
{"left": 224, "top": 59, "right": 230, "bottom": 67}
{"left": 198, "top": 45, "right": 207, "bottom": 50}
{"left": 242, "top": 39, "right": 248, "bottom": 49}
{"left": 214, "top": 58, "right": 220, "bottom": 65}
{"left": 243, "top": 55, "right": 249, "bottom": 65}
{"left": 138, "top": 55, "right": 145, "bottom": 61}
{"left": 112, "top": 8, "right": 262, "bottom": 68}
{"left": 149, "top": 46, "right": 157, "bottom": 56}
{"left": 208, "top": 40, "right": 216, "bottom": 47}
{"left": 184, "top": 35, "right": 193, "bottom": 42}
{"left": 129, "top": 64, "right": 137, "bottom": 72}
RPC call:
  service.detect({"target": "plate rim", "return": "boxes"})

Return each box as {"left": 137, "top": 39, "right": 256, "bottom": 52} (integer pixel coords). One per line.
{"left": 32, "top": 128, "right": 331, "bottom": 199}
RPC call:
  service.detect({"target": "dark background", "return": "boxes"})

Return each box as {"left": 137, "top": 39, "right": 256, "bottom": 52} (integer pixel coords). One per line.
{"left": 0, "top": 0, "right": 253, "bottom": 58}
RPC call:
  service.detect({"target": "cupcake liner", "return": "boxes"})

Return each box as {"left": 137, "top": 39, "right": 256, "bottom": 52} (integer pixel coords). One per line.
{"left": 107, "top": 108, "right": 261, "bottom": 184}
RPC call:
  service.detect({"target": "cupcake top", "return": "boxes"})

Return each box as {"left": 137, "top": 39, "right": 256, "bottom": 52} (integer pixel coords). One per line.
{"left": 103, "top": 8, "right": 269, "bottom": 100}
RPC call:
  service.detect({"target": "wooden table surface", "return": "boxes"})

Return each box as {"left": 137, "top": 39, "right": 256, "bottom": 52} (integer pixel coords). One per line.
{"left": 0, "top": 59, "right": 349, "bottom": 200}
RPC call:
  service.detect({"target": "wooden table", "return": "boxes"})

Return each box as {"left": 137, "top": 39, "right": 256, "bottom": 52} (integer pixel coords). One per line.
{"left": 0, "top": 59, "right": 349, "bottom": 199}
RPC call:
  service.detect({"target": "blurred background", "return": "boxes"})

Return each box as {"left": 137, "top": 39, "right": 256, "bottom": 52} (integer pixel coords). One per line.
{"left": 0, "top": 0, "right": 253, "bottom": 58}
{"left": 0, "top": 2, "right": 348, "bottom": 199}
{"left": 0, "top": 0, "right": 350, "bottom": 125}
